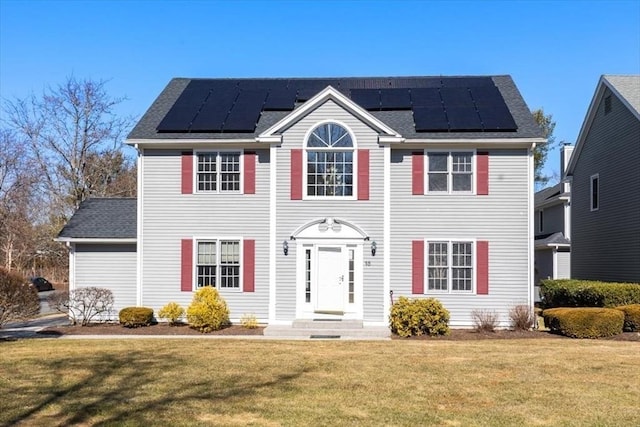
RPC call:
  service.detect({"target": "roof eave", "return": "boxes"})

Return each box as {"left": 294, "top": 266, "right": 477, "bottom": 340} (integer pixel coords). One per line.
{"left": 56, "top": 237, "right": 137, "bottom": 244}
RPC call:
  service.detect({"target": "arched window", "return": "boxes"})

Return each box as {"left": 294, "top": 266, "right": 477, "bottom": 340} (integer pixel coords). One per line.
{"left": 306, "top": 122, "right": 354, "bottom": 197}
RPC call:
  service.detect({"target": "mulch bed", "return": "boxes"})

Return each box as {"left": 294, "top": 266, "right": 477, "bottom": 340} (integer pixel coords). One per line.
{"left": 39, "top": 323, "right": 264, "bottom": 336}
{"left": 38, "top": 323, "right": 640, "bottom": 341}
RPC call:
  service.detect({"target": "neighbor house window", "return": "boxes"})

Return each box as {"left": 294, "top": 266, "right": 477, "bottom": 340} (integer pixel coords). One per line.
{"left": 196, "top": 240, "right": 241, "bottom": 289}
{"left": 306, "top": 123, "right": 354, "bottom": 197}
{"left": 197, "top": 151, "right": 241, "bottom": 192}
{"left": 538, "top": 210, "right": 544, "bottom": 233}
{"left": 590, "top": 174, "right": 599, "bottom": 211}
{"left": 604, "top": 95, "right": 612, "bottom": 115}
{"left": 427, "top": 151, "right": 474, "bottom": 193}
{"left": 427, "top": 241, "right": 473, "bottom": 292}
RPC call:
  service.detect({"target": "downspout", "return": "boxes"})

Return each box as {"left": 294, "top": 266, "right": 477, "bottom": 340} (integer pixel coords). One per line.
{"left": 528, "top": 142, "right": 536, "bottom": 310}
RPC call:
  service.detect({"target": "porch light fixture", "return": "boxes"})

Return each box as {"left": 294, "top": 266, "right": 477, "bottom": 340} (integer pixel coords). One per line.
{"left": 371, "top": 241, "right": 377, "bottom": 256}
{"left": 283, "top": 240, "right": 289, "bottom": 256}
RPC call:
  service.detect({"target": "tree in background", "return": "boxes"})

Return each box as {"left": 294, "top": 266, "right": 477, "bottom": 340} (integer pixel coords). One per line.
{"left": 4, "top": 76, "right": 136, "bottom": 219}
{"left": 1, "top": 77, "right": 136, "bottom": 279}
{"left": 531, "top": 108, "right": 558, "bottom": 188}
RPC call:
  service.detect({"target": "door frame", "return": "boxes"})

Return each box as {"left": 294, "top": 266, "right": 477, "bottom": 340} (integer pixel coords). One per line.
{"left": 295, "top": 239, "right": 364, "bottom": 320}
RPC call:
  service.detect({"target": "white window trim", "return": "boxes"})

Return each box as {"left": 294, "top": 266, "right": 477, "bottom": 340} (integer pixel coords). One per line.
{"left": 425, "top": 149, "right": 477, "bottom": 195}
{"left": 590, "top": 173, "right": 599, "bottom": 211}
{"left": 193, "top": 236, "right": 244, "bottom": 292}
{"left": 193, "top": 149, "right": 245, "bottom": 194}
{"left": 303, "top": 120, "right": 358, "bottom": 201}
{"left": 424, "top": 238, "right": 477, "bottom": 294}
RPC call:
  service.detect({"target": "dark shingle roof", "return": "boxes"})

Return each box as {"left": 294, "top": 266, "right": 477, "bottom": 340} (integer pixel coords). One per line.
{"left": 535, "top": 232, "right": 570, "bottom": 247}
{"left": 57, "top": 198, "right": 136, "bottom": 239}
{"left": 128, "top": 75, "right": 543, "bottom": 141}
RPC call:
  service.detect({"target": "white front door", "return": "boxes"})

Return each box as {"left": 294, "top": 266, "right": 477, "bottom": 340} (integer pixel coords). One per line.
{"left": 315, "top": 246, "right": 346, "bottom": 313}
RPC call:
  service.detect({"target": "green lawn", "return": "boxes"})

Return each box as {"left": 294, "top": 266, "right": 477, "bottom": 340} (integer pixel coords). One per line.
{"left": 1, "top": 339, "right": 638, "bottom": 426}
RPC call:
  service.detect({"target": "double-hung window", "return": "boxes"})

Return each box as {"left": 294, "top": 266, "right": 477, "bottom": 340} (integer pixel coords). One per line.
{"left": 196, "top": 240, "right": 241, "bottom": 289}
{"left": 427, "top": 151, "right": 474, "bottom": 193}
{"left": 306, "top": 123, "right": 354, "bottom": 197}
{"left": 427, "top": 241, "right": 473, "bottom": 292}
{"left": 197, "top": 151, "right": 241, "bottom": 192}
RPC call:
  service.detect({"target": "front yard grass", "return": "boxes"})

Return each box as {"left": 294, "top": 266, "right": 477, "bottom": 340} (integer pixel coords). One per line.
{"left": 1, "top": 339, "right": 638, "bottom": 426}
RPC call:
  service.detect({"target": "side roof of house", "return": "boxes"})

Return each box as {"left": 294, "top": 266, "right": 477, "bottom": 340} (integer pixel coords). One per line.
{"left": 57, "top": 198, "right": 137, "bottom": 240}
{"left": 566, "top": 74, "right": 640, "bottom": 175}
{"left": 127, "top": 75, "right": 543, "bottom": 141}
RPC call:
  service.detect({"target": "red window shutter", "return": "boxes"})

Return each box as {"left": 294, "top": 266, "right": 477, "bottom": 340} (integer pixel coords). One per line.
{"left": 181, "top": 152, "right": 193, "bottom": 194}
{"left": 477, "top": 152, "right": 489, "bottom": 195}
{"left": 181, "top": 239, "right": 193, "bottom": 292}
{"left": 290, "top": 149, "right": 303, "bottom": 200}
{"left": 244, "top": 151, "right": 256, "bottom": 194}
{"left": 412, "top": 240, "right": 424, "bottom": 294}
{"left": 357, "top": 149, "right": 370, "bottom": 200}
{"left": 412, "top": 152, "right": 424, "bottom": 195}
{"left": 243, "top": 240, "right": 255, "bottom": 292}
{"left": 477, "top": 241, "right": 489, "bottom": 294}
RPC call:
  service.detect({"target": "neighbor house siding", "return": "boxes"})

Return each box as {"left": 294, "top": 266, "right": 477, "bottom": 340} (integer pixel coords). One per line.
{"left": 141, "top": 148, "right": 271, "bottom": 320}
{"left": 275, "top": 100, "right": 385, "bottom": 322}
{"left": 537, "top": 203, "right": 565, "bottom": 236}
{"left": 571, "top": 88, "right": 640, "bottom": 282}
{"left": 74, "top": 243, "right": 137, "bottom": 318}
{"left": 557, "top": 250, "right": 571, "bottom": 279}
{"left": 390, "top": 148, "right": 530, "bottom": 327}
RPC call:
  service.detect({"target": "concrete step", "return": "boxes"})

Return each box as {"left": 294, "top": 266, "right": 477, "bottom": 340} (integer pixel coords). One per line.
{"left": 291, "top": 319, "right": 364, "bottom": 329}
{"left": 263, "top": 324, "right": 390, "bottom": 340}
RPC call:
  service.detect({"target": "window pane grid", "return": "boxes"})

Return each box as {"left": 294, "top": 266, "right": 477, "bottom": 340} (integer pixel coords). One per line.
{"left": 427, "top": 241, "right": 474, "bottom": 293}
{"left": 452, "top": 242, "right": 472, "bottom": 291}
{"left": 306, "top": 123, "right": 353, "bottom": 197}
{"left": 427, "top": 152, "right": 474, "bottom": 193}
{"left": 197, "top": 153, "right": 217, "bottom": 191}
{"left": 220, "top": 241, "right": 240, "bottom": 289}
{"left": 196, "top": 240, "right": 241, "bottom": 290}
{"left": 428, "top": 242, "right": 448, "bottom": 291}
{"left": 305, "top": 249, "right": 311, "bottom": 303}
{"left": 307, "top": 150, "right": 353, "bottom": 197}
{"left": 197, "top": 152, "right": 240, "bottom": 192}
{"left": 348, "top": 249, "right": 355, "bottom": 304}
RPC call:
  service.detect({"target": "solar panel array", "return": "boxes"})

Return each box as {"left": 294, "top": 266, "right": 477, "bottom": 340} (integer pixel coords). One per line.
{"left": 156, "top": 77, "right": 517, "bottom": 133}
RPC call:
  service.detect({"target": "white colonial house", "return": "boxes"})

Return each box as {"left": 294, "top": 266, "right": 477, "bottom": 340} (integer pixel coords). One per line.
{"left": 58, "top": 76, "right": 544, "bottom": 335}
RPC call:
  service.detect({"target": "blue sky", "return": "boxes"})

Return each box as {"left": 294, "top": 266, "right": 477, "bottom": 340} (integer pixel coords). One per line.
{"left": 1, "top": 0, "right": 639, "bottom": 182}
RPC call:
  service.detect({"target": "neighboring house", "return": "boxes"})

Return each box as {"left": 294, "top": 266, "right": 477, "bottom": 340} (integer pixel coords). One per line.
{"left": 565, "top": 75, "right": 640, "bottom": 283}
{"left": 58, "top": 75, "right": 544, "bottom": 328}
{"left": 534, "top": 145, "right": 573, "bottom": 299}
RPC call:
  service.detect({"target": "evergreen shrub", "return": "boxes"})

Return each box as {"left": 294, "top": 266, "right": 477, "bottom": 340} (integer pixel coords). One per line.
{"left": 119, "top": 307, "right": 154, "bottom": 328}
{"left": 186, "top": 287, "right": 230, "bottom": 332}
{"left": 542, "top": 307, "right": 624, "bottom": 338}
{"left": 389, "top": 297, "right": 449, "bottom": 337}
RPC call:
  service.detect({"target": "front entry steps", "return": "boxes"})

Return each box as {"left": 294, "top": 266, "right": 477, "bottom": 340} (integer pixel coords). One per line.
{"left": 264, "top": 319, "right": 390, "bottom": 340}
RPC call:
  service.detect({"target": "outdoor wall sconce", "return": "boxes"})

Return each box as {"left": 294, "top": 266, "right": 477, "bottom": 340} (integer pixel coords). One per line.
{"left": 283, "top": 240, "right": 289, "bottom": 256}
{"left": 371, "top": 241, "right": 377, "bottom": 256}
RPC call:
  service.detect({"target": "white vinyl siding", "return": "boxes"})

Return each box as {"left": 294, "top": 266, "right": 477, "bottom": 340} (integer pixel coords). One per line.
{"left": 391, "top": 148, "right": 530, "bottom": 327}
{"left": 141, "top": 148, "right": 270, "bottom": 321}
{"left": 277, "top": 100, "right": 384, "bottom": 322}
{"left": 74, "top": 244, "right": 137, "bottom": 319}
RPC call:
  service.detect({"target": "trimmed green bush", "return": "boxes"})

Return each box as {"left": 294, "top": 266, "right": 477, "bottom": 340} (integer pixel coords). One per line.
{"left": 186, "top": 287, "right": 230, "bottom": 332}
{"left": 119, "top": 307, "right": 154, "bottom": 328}
{"left": 158, "top": 302, "right": 185, "bottom": 325}
{"left": 615, "top": 304, "right": 640, "bottom": 332}
{"left": 389, "top": 297, "right": 450, "bottom": 337}
{"left": 540, "top": 279, "right": 640, "bottom": 308}
{"left": 542, "top": 307, "right": 624, "bottom": 338}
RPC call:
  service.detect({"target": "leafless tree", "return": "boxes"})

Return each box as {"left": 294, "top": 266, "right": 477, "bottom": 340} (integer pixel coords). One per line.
{"left": 3, "top": 76, "right": 136, "bottom": 219}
